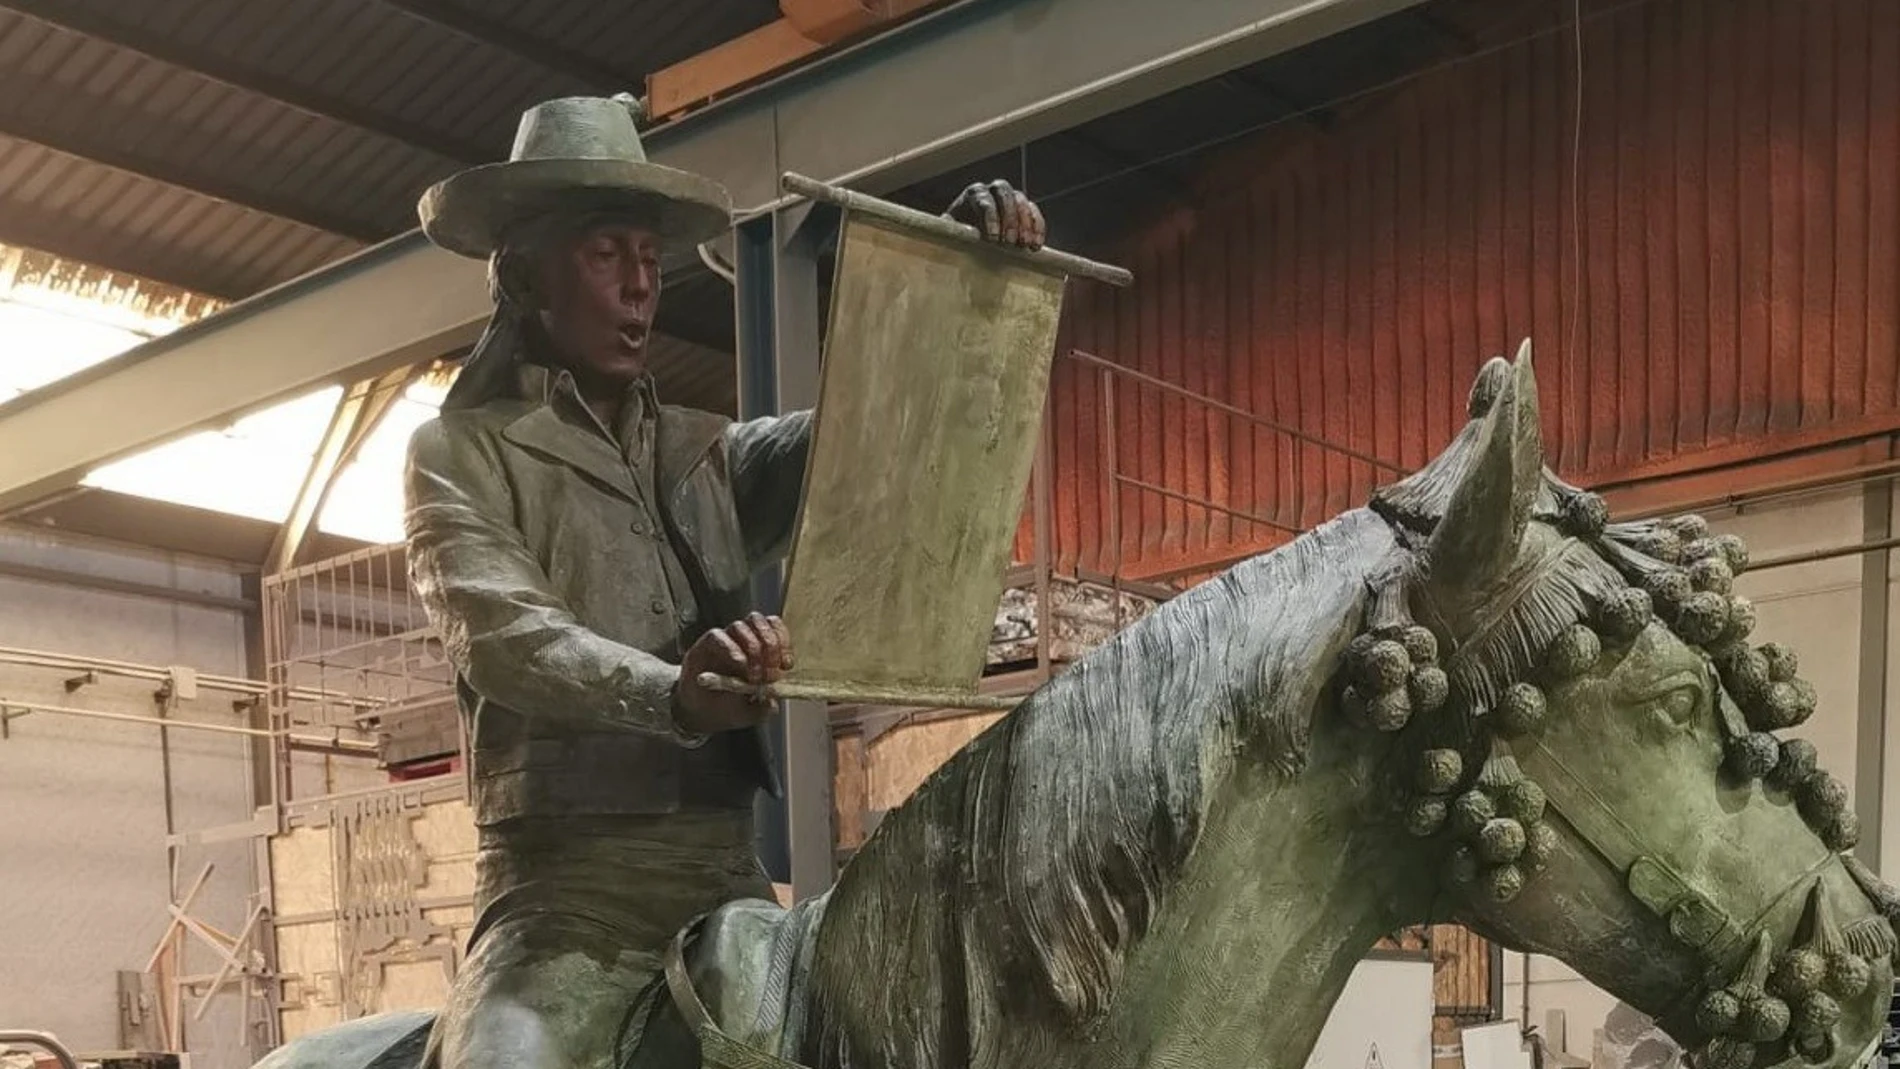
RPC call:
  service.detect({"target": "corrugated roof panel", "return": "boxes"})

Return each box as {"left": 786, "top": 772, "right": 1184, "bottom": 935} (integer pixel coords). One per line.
{"left": 215, "top": 217, "right": 304, "bottom": 285}
{"left": 7, "top": 18, "right": 417, "bottom": 236}
{"left": 0, "top": 135, "right": 360, "bottom": 297}
{"left": 0, "top": 0, "right": 783, "bottom": 300}
{"left": 0, "top": 14, "right": 40, "bottom": 64}
{"left": 9, "top": 15, "right": 70, "bottom": 75}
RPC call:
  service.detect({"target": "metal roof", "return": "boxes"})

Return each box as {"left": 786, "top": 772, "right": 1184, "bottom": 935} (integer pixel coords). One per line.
{"left": 0, "top": 0, "right": 779, "bottom": 300}
{"left": 0, "top": 0, "right": 1498, "bottom": 564}
{"left": 0, "top": 0, "right": 1471, "bottom": 354}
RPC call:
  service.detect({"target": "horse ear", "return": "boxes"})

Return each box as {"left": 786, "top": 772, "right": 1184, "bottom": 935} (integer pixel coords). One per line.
{"left": 1427, "top": 339, "right": 1545, "bottom": 590}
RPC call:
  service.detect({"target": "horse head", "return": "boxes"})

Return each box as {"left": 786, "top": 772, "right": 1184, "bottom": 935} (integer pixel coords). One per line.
{"left": 1363, "top": 343, "right": 1896, "bottom": 1069}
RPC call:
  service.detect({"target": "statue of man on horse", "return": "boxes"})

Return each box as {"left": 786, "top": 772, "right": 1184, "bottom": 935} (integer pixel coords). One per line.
{"left": 256, "top": 94, "right": 1900, "bottom": 1069}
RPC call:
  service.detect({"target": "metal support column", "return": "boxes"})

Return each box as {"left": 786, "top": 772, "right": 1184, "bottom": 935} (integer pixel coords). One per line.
{"left": 1856, "top": 479, "right": 1891, "bottom": 870}
{"left": 736, "top": 205, "right": 838, "bottom": 900}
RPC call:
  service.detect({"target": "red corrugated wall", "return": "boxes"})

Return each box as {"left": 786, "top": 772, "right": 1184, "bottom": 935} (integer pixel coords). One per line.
{"left": 1025, "top": 0, "right": 1900, "bottom": 582}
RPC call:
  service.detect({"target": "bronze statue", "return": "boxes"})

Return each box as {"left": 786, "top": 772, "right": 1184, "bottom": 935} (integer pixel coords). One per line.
{"left": 259, "top": 339, "right": 1900, "bottom": 1069}
{"left": 389, "top": 94, "right": 1044, "bottom": 1069}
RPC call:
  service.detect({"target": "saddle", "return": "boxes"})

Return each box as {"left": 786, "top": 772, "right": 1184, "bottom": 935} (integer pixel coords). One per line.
{"left": 661, "top": 894, "right": 829, "bottom": 1069}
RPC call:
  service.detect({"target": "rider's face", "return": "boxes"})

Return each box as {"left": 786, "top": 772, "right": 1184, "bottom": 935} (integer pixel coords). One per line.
{"left": 533, "top": 218, "right": 664, "bottom": 399}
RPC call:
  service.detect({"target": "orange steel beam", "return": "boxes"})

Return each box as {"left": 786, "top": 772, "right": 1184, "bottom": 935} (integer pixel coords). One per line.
{"left": 781, "top": 0, "right": 881, "bottom": 41}
{"left": 648, "top": 20, "right": 825, "bottom": 121}
{"left": 646, "top": 0, "right": 941, "bottom": 121}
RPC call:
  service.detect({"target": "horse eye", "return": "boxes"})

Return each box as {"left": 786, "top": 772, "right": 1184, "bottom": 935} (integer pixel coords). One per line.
{"left": 1654, "top": 685, "right": 1701, "bottom": 729}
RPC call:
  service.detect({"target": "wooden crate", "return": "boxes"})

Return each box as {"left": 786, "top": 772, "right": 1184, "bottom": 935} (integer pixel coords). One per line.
{"left": 832, "top": 708, "right": 1005, "bottom": 854}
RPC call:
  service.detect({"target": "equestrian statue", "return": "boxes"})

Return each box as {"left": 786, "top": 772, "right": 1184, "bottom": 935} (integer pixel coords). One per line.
{"left": 253, "top": 93, "right": 1900, "bottom": 1069}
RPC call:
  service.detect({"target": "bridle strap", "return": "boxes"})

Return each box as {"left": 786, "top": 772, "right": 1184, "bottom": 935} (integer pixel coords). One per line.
{"left": 1517, "top": 739, "right": 1744, "bottom": 962}
{"left": 1512, "top": 736, "right": 1834, "bottom": 1027}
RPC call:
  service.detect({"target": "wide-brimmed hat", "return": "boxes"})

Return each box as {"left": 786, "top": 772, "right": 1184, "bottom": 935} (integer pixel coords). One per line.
{"left": 418, "top": 94, "right": 733, "bottom": 258}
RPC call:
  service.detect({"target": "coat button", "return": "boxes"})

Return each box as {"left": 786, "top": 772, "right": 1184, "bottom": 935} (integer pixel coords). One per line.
{"left": 629, "top": 520, "right": 646, "bottom": 536}
{"left": 650, "top": 598, "right": 668, "bottom": 614}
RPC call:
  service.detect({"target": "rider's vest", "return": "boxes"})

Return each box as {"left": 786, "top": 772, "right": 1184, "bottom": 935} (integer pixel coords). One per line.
{"left": 407, "top": 366, "right": 805, "bottom": 825}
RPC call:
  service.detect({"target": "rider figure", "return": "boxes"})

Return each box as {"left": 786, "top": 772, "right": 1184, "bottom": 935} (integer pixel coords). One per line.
{"left": 403, "top": 94, "right": 1044, "bottom": 1069}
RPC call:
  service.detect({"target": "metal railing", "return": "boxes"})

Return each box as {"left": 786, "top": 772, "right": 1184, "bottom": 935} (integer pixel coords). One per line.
{"left": 0, "top": 1031, "right": 80, "bottom": 1069}
{"left": 1065, "top": 347, "right": 1410, "bottom": 589}
{"left": 261, "top": 542, "right": 457, "bottom": 805}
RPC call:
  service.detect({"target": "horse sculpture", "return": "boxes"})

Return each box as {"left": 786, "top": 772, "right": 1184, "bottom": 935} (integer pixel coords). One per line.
{"left": 260, "top": 345, "right": 1900, "bottom": 1069}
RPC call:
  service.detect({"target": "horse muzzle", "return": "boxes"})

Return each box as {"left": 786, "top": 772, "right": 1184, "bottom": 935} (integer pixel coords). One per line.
{"left": 1664, "top": 858, "right": 1897, "bottom": 1069}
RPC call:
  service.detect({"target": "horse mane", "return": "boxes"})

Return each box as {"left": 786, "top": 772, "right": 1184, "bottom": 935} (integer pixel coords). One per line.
{"left": 800, "top": 508, "right": 1403, "bottom": 1066}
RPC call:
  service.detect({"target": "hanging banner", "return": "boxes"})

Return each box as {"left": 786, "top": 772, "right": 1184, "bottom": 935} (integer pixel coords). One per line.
{"left": 778, "top": 211, "right": 1068, "bottom": 704}
{"left": 696, "top": 174, "right": 1131, "bottom": 710}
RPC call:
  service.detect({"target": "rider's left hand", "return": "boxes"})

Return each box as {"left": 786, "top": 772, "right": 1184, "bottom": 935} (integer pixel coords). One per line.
{"left": 945, "top": 179, "right": 1046, "bottom": 251}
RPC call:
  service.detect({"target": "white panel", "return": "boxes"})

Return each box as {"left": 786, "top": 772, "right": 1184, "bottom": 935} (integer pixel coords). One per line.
{"left": 1884, "top": 488, "right": 1900, "bottom": 880}
{"left": 1717, "top": 491, "right": 1863, "bottom": 798}
{"left": 1306, "top": 958, "right": 1435, "bottom": 1069}
{"left": 0, "top": 536, "right": 255, "bottom": 1069}
{"left": 1461, "top": 1022, "right": 1532, "bottom": 1069}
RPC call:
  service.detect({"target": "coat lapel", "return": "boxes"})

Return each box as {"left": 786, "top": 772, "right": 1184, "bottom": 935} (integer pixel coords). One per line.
{"left": 500, "top": 405, "right": 643, "bottom": 505}
{"left": 655, "top": 405, "right": 731, "bottom": 505}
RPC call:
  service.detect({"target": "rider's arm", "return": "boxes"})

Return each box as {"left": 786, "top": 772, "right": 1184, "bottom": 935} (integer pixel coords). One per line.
{"left": 725, "top": 409, "right": 813, "bottom": 572}
{"left": 403, "top": 416, "right": 705, "bottom": 745}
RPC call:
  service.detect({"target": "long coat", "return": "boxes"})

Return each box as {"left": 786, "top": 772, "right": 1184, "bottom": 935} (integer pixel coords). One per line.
{"left": 404, "top": 362, "right": 811, "bottom": 826}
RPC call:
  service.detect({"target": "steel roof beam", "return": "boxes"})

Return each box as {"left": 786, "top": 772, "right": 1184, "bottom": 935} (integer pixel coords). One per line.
{"left": 379, "top": 0, "right": 638, "bottom": 92}
{"left": 639, "top": 0, "right": 1419, "bottom": 214}
{"left": 0, "top": 0, "right": 1416, "bottom": 513}
{"left": 0, "top": 239, "right": 487, "bottom": 514}
{"left": 0, "top": 0, "right": 489, "bottom": 164}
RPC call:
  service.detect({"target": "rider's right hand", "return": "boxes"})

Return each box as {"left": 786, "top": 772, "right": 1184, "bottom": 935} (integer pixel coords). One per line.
{"left": 675, "top": 612, "right": 793, "bottom": 736}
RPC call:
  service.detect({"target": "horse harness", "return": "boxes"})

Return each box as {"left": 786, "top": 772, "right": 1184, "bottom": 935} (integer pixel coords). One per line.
{"left": 663, "top": 928, "right": 815, "bottom": 1069}
{"left": 1502, "top": 662, "right": 1836, "bottom": 1037}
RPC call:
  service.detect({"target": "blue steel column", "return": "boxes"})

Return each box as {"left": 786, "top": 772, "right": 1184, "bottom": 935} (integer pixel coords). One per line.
{"left": 735, "top": 206, "right": 837, "bottom": 900}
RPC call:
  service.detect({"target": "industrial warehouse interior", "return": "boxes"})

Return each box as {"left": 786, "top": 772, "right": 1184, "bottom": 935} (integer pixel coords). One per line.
{"left": 4, "top": 2, "right": 1900, "bottom": 1069}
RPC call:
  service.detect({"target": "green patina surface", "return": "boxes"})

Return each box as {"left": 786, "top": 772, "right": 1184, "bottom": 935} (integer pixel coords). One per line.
{"left": 778, "top": 215, "right": 1065, "bottom": 698}
{"left": 257, "top": 234, "right": 1900, "bottom": 1069}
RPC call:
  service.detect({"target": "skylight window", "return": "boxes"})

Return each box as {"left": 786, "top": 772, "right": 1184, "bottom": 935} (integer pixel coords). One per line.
{"left": 0, "top": 273, "right": 192, "bottom": 399}
{"left": 1, "top": 240, "right": 457, "bottom": 556}
{"left": 82, "top": 375, "right": 457, "bottom": 545}
{"left": 83, "top": 387, "right": 347, "bottom": 523}
{"left": 1, "top": 244, "right": 447, "bottom": 552}
{"left": 317, "top": 377, "right": 454, "bottom": 545}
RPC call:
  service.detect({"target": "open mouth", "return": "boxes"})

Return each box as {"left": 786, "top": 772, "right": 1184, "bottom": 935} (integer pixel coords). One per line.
{"left": 617, "top": 323, "right": 649, "bottom": 352}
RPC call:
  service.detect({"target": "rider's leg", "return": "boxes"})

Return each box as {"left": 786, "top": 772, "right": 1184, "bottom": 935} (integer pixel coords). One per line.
{"left": 424, "top": 913, "right": 657, "bottom": 1069}
{"left": 422, "top": 811, "right": 774, "bottom": 1069}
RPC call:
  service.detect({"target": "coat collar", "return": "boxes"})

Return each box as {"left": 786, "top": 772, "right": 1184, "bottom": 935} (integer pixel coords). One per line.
{"left": 501, "top": 402, "right": 641, "bottom": 503}
{"left": 497, "top": 362, "right": 730, "bottom": 507}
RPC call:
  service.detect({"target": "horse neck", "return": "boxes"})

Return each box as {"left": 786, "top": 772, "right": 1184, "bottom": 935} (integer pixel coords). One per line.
{"left": 801, "top": 750, "right": 1419, "bottom": 1069}
{"left": 1090, "top": 745, "right": 1430, "bottom": 1068}
{"left": 799, "top": 514, "right": 1423, "bottom": 1068}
